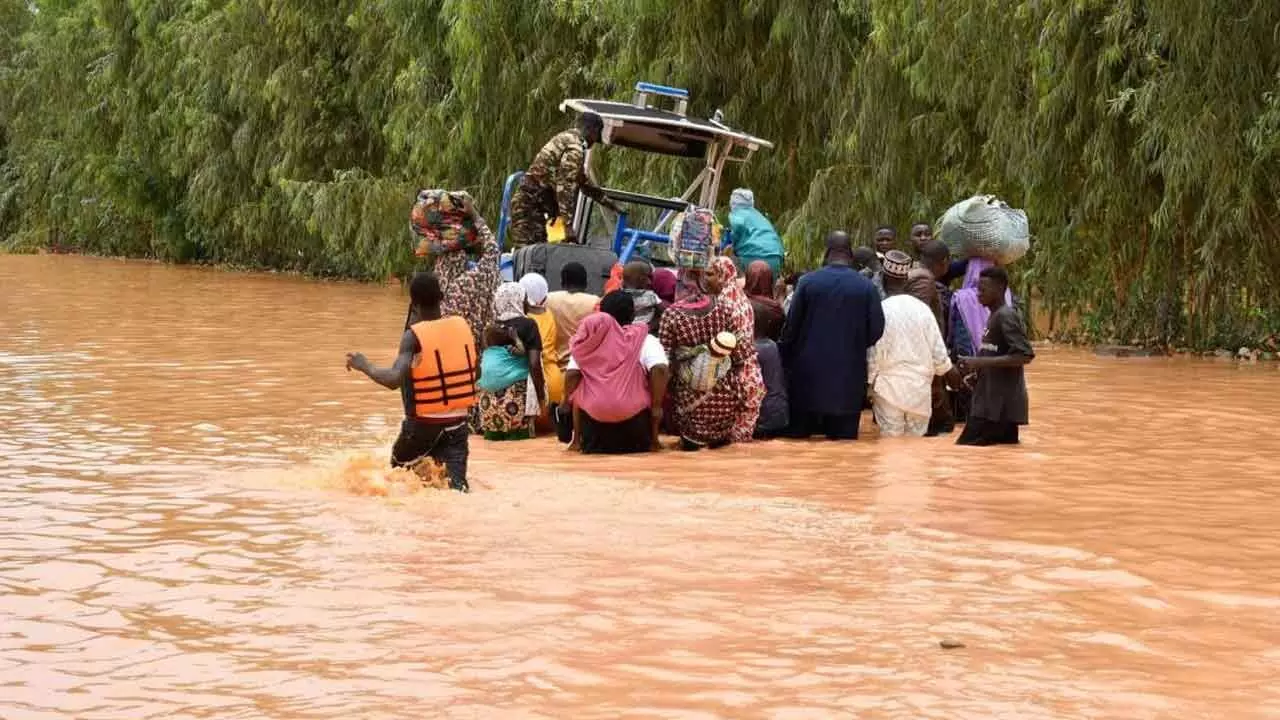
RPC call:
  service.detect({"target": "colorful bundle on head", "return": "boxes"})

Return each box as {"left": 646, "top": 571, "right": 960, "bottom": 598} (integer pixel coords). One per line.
{"left": 410, "top": 189, "right": 478, "bottom": 257}
{"left": 670, "top": 206, "right": 720, "bottom": 270}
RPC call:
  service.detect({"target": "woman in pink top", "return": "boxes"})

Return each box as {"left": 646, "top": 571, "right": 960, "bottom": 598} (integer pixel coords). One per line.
{"left": 564, "top": 292, "right": 670, "bottom": 454}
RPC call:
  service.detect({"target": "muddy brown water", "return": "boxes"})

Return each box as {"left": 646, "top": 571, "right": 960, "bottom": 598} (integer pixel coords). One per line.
{"left": 2, "top": 254, "right": 1278, "bottom": 719}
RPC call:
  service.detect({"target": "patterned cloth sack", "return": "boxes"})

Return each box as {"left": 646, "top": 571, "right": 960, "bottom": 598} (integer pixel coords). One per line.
{"left": 937, "top": 195, "right": 1030, "bottom": 265}
{"left": 673, "top": 331, "right": 736, "bottom": 395}
{"left": 411, "top": 189, "right": 479, "bottom": 257}
{"left": 669, "top": 205, "right": 721, "bottom": 270}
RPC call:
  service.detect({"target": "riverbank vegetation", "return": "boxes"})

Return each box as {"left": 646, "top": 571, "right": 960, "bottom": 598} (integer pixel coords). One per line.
{"left": 2, "top": 1, "right": 1278, "bottom": 349}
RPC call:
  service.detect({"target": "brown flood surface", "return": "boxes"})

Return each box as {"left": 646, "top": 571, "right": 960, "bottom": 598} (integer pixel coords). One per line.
{"left": 2, "top": 254, "right": 1278, "bottom": 719}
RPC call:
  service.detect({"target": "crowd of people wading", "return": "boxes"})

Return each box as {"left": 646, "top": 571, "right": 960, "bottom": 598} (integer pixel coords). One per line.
{"left": 345, "top": 114, "right": 1034, "bottom": 493}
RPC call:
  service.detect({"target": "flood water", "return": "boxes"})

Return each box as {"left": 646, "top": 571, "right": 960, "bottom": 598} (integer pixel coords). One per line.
{"left": 2, "top": 254, "right": 1278, "bottom": 719}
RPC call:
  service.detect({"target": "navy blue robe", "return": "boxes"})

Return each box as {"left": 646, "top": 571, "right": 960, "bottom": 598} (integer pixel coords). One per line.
{"left": 779, "top": 265, "right": 885, "bottom": 417}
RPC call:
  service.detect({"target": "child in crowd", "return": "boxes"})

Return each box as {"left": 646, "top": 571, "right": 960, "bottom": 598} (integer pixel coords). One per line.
{"left": 680, "top": 331, "right": 736, "bottom": 394}
{"left": 956, "top": 266, "right": 1033, "bottom": 445}
{"left": 476, "top": 324, "right": 534, "bottom": 440}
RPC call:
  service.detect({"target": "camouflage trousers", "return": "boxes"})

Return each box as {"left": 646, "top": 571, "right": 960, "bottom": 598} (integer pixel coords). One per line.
{"left": 507, "top": 184, "right": 548, "bottom": 249}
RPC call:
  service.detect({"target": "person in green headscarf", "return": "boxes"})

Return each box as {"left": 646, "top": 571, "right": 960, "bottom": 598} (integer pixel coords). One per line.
{"left": 727, "top": 188, "right": 784, "bottom": 277}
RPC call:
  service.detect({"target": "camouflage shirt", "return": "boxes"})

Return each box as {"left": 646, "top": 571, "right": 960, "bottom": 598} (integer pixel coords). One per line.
{"left": 524, "top": 129, "right": 607, "bottom": 220}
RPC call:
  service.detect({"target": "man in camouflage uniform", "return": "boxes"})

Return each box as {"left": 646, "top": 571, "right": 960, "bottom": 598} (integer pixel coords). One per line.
{"left": 508, "top": 112, "right": 621, "bottom": 248}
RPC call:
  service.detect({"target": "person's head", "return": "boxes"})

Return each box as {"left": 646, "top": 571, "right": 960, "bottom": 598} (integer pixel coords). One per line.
{"left": 729, "top": 188, "right": 755, "bottom": 211}
{"left": 579, "top": 112, "right": 604, "bottom": 147}
{"left": 622, "top": 260, "right": 653, "bottom": 291}
{"left": 823, "top": 230, "right": 854, "bottom": 266}
{"left": 710, "top": 331, "right": 737, "bottom": 359}
{"left": 492, "top": 281, "right": 527, "bottom": 320}
{"left": 910, "top": 223, "right": 934, "bottom": 254}
{"left": 560, "top": 261, "right": 589, "bottom": 292}
{"left": 880, "top": 249, "right": 913, "bottom": 295}
{"left": 919, "top": 239, "right": 950, "bottom": 280}
{"left": 978, "top": 266, "right": 1009, "bottom": 309}
{"left": 873, "top": 225, "right": 897, "bottom": 254}
{"left": 744, "top": 260, "right": 774, "bottom": 298}
{"left": 850, "top": 246, "right": 878, "bottom": 274}
{"left": 707, "top": 255, "right": 738, "bottom": 295}
{"left": 652, "top": 268, "right": 678, "bottom": 303}
{"left": 409, "top": 271, "right": 444, "bottom": 319}
{"left": 484, "top": 323, "right": 514, "bottom": 349}
{"left": 518, "top": 272, "right": 549, "bottom": 310}
{"left": 599, "top": 290, "right": 636, "bottom": 325}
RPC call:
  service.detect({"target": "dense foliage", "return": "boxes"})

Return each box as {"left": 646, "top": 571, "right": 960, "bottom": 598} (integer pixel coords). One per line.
{"left": 2, "top": 1, "right": 1278, "bottom": 347}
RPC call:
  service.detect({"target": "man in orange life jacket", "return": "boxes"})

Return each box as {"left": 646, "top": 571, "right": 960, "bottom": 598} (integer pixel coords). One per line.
{"left": 346, "top": 271, "right": 476, "bottom": 492}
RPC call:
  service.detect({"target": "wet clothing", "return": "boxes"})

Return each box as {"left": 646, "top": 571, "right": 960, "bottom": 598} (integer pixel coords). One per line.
{"left": 786, "top": 411, "right": 862, "bottom": 441}
{"left": 968, "top": 304, "right": 1034, "bottom": 427}
{"left": 478, "top": 382, "right": 531, "bottom": 440}
{"left": 659, "top": 296, "right": 747, "bottom": 446}
{"left": 652, "top": 269, "right": 678, "bottom": 304}
{"left": 546, "top": 290, "right": 600, "bottom": 371}
{"left": 478, "top": 309, "right": 542, "bottom": 439}
{"left": 872, "top": 404, "right": 929, "bottom": 438}
{"left": 436, "top": 218, "right": 501, "bottom": 351}
{"left": 567, "top": 314, "right": 655, "bottom": 423}
{"left": 400, "top": 317, "right": 478, "bottom": 419}
{"left": 905, "top": 269, "right": 945, "bottom": 330}
{"left": 391, "top": 418, "right": 470, "bottom": 492}
{"left": 477, "top": 346, "right": 528, "bottom": 393}
{"left": 392, "top": 315, "right": 476, "bottom": 492}
{"left": 951, "top": 258, "right": 1013, "bottom": 356}
{"left": 508, "top": 129, "right": 610, "bottom": 248}
{"left": 567, "top": 327, "right": 667, "bottom": 454}
{"left": 745, "top": 260, "right": 785, "bottom": 341}
{"left": 956, "top": 417, "right": 1020, "bottom": 446}
{"left": 578, "top": 408, "right": 654, "bottom": 454}
{"left": 711, "top": 257, "right": 765, "bottom": 443}
{"left": 728, "top": 189, "right": 784, "bottom": 276}
{"left": 527, "top": 310, "right": 563, "bottom": 404}
{"left": 779, "top": 264, "right": 885, "bottom": 438}
{"left": 754, "top": 338, "right": 789, "bottom": 437}
{"left": 868, "top": 294, "right": 952, "bottom": 424}
{"left": 624, "top": 288, "right": 661, "bottom": 330}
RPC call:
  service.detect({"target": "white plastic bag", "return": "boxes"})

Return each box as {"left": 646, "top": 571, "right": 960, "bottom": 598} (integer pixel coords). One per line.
{"left": 937, "top": 195, "right": 1030, "bottom": 265}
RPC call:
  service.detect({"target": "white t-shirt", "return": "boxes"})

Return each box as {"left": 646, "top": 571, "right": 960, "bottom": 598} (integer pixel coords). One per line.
{"left": 567, "top": 335, "right": 668, "bottom": 372}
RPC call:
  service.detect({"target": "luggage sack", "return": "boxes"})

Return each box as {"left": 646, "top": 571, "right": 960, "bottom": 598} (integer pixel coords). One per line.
{"left": 512, "top": 244, "right": 618, "bottom": 295}
{"left": 937, "top": 195, "right": 1030, "bottom": 265}
{"left": 669, "top": 206, "right": 720, "bottom": 270}
{"left": 410, "top": 189, "right": 479, "bottom": 257}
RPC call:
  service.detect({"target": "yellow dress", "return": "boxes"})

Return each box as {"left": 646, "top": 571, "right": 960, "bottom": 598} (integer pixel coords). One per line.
{"left": 528, "top": 310, "right": 563, "bottom": 404}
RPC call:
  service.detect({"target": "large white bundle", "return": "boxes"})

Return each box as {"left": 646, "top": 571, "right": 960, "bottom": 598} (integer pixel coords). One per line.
{"left": 936, "top": 195, "right": 1030, "bottom": 265}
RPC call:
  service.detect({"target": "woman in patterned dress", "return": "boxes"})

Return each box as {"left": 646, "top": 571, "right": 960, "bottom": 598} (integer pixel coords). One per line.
{"left": 433, "top": 214, "right": 501, "bottom": 350}
{"left": 657, "top": 267, "right": 750, "bottom": 450}
{"left": 708, "top": 256, "right": 766, "bottom": 443}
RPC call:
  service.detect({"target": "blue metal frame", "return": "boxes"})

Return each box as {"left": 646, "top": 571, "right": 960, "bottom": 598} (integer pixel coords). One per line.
{"left": 496, "top": 170, "right": 524, "bottom": 251}
{"left": 611, "top": 212, "right": 631, "bottom": 257}
{"left": 634, "top": 82, "right": 689, "bottom": 99}
{"left": 610, "top": 212, "right": 735, "bottom": 263}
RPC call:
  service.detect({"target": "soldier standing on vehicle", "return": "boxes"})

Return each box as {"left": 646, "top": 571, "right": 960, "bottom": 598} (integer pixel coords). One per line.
{"left": 508, "top": 112, "right": 622, "bottom": 248}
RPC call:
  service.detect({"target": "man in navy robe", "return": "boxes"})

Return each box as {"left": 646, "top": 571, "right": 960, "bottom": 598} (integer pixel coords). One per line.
{"left": 779, "top": 231, "right": 886, "bottom": 439}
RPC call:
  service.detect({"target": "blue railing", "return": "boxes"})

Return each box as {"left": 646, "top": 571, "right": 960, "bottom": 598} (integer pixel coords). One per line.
{"left": 496, "top": 170, "right": 524, "bottom": 251}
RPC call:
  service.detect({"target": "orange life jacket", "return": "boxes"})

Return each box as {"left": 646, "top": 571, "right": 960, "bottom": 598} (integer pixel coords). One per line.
{"left": 404, "top": 316, "right": 477, "bottom": 418}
